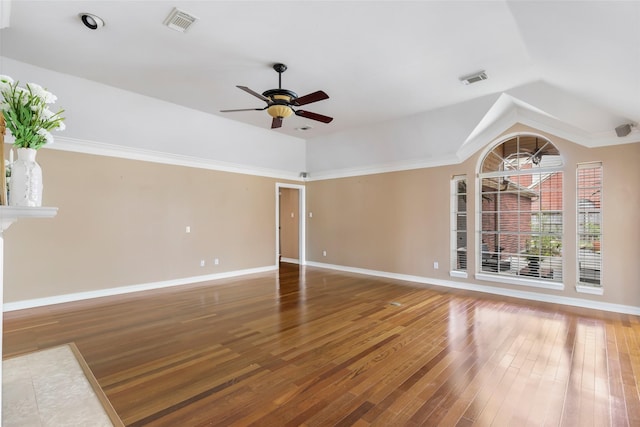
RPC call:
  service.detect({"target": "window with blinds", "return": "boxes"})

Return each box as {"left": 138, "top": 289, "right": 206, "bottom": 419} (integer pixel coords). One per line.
{"left": 577, "top": 162, "right": 603, "bottom": 287}
{"left": 451, "top": 176, "right": 467, "bottom": 276}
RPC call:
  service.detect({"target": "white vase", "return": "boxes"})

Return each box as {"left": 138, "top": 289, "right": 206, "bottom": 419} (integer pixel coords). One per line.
{"left": 9, "top": 148, "right": 43, "bottom": 207}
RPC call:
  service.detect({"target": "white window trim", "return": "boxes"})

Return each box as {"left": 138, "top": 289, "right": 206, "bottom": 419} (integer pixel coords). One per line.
{"left": 450, "top": 270, "right": 468, "bottom": 279}
{"left": 450, "top": 175, "right": 467, "bottom": 276}
{"left": 576, "top": 284, "right": 604, "bottom": 295}
{"left": 477, "top": 134, "right": 564, "bottom": 290}
{"left": 476, "top": 272, "right": 564, "bottom": 291}
{"left": 576, "top": 162, "right": 603, "bottom": 289}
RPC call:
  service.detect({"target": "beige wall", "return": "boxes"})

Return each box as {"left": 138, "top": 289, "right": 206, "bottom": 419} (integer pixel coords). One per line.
{"left": 307, "top": 168, "right": 451, "bottom": 273}
{"left": 279, "top": 187, "right": 299, "bottom": 260}
{"left": 306, "top": 125, "right": 640, "bottom": 308}
{"left": 4, "top": 149, "right": 285, "bottom": 302}
{"left": 5, "top": 125, "right": 639, "bottom": 309}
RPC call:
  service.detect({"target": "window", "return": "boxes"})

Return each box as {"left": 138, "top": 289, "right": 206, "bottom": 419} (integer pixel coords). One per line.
{"left": 577, "top": 162, "right": 602, "bottom": 288}
{"left": 478, "top": 135, "right": 563, "bottom": 287}
{"left": 450, "top": 176, "right": 467, "bottom": 276}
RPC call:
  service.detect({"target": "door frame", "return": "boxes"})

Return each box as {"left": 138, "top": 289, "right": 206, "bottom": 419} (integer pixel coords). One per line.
{"left": 275, "top": 182, "right": 306, "bottom": 266}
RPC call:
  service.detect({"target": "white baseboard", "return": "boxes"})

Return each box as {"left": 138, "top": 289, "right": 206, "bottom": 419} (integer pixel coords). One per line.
{"left": 7, "top": 261, "right": 639, "bottom": 316}
{"left": 305, "top": 261, "right": 640, "bottom": 316}
{"left": 3, "top": 265, "right": 278, "bottom": 312}
{"left": 280, "top": 257, "right": 299, "bottom": 264}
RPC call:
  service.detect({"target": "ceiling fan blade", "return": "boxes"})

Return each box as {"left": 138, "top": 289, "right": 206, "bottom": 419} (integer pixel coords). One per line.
{"left": 292, "top": 90, "right": 329, "bottom": 106}
{"left": 295, "top": 110, "right": 334, "bottom": 124}
{"left": 220, "top": 107, "right": 266, "bottom": 113}
{"left": 237, "top": 86, "right": 271, "bottom": 103}
{"left": 271, "top": 117, "right": 283, "bottom": 129}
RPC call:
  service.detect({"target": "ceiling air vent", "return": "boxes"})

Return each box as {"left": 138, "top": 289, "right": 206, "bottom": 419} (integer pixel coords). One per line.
{"left": 459, "top": 70, "right": 488, "bottom": 85}
{"left": 164, "top": 8, "right": 198, "bottom": 33}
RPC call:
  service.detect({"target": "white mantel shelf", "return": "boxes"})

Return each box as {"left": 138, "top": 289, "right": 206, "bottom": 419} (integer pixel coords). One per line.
{"left": 0, "top": 206, "right": 58, "bottom": 232}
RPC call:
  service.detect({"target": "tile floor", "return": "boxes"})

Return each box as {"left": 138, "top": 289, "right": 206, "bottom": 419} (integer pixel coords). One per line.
{"left": 2, "top": 345, "right": 114, "bottom": 427}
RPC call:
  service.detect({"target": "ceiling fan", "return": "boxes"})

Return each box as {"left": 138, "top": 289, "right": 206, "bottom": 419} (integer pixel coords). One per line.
{"left": 220, "top": 63, "right": 333, "bottom": 129}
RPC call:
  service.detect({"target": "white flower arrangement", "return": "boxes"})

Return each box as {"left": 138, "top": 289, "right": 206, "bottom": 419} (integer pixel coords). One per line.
{"left": 0, "top": 75, "right": 65, "bottom": 150}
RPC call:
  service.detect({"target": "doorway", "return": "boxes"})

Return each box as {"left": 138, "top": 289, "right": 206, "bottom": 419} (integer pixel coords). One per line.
{"left": 276, "top": 183, "right": 306, "bottom": 265}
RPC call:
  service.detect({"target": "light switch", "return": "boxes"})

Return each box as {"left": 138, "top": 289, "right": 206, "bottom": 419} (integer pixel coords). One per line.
{"left": 186, "top": 226, "right": 191, "bottom": 233}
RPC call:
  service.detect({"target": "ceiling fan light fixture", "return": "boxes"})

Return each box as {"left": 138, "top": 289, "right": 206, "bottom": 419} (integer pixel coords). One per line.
{"left": 267, "top": 104, "right": 293, "bottom": 119}
{"left": 267, "top": 94, "right": 294, "bottom": 118}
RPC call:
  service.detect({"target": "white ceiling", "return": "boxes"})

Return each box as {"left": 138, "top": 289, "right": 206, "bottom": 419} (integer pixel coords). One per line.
{"left": 1, "top": 0, "right": 639, "bottom": 142}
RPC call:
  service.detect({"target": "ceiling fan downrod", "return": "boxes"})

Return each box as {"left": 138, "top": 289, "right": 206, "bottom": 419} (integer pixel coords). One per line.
{"left": 273, "top": 63, "right": 287, "bottom": 89}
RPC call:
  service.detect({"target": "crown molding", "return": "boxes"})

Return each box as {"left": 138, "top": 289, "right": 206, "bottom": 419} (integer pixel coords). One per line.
{"left": 38, "top": 136, "right": 304, "bottom": 181}
{"left": 305, "top": 154, "right": 461, "bottom": 181}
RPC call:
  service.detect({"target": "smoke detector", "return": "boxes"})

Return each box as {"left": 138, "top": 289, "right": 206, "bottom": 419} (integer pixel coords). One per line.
{"left": 164, "top": 7, "right": 198, "bottom": 33}
{"left": 460, "top": 70, "right": 488, "bottom": 85}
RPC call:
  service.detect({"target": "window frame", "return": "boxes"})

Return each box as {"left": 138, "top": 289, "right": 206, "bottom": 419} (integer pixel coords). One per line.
{"left": 450, "top": 175, "right": 468, "bottom": 278}
{"left": 475, "top": 134, "right": 564, "bottom": 291}
{"left": 576, "top": 162, "right": 603, "bottom": 294}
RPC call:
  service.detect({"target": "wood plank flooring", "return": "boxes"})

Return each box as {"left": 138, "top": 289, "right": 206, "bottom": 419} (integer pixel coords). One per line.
{"left": 4, "top": 264, "right": 640, "bottom": 426}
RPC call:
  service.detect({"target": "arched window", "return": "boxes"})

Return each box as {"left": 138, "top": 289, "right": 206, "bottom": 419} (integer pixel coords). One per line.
{"left": 478, "top": 135, "right": 563, "bottom": 286}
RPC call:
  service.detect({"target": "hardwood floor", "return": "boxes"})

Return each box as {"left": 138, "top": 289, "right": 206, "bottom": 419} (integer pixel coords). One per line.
{"left": 4, "top": 263, "right": 640, "bottom": 426}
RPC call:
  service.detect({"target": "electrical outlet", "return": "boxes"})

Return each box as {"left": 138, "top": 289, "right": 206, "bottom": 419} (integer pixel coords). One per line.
{"left": 186, "top": 226, "right": 191, "bottom": 233}
{"left": 433, "top": 261, "right": 439, "bottom": 269}
{"left": 214, "top": 258, "right": 219, "bottom": 265}
{"left": 200, "top": 260, "right": 205, "bottom": 267}
{"left": 323, "top": 250, "right": 327, "bottom": 257}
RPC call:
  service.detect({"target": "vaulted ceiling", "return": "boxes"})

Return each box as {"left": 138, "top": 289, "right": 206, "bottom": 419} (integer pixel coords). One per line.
{"left": 1, "top": 1, "right": 639, "bottom": 171}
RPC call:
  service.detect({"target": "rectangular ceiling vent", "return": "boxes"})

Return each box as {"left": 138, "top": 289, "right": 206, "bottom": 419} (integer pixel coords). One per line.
{"left": 164, "top": 8, "right": 198, "bottom": 33}
{"left": 460, "top": 70, "right": 488, "bottom": 85}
